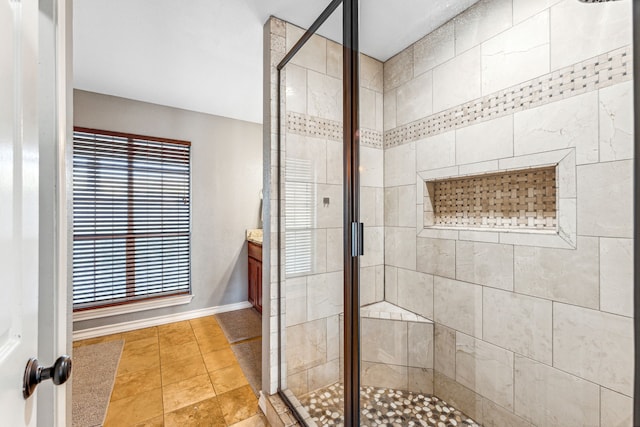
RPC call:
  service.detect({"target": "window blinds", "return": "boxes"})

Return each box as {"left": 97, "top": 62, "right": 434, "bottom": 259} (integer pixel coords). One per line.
{"left": 72, "top": 128, "right": 191, "bottom": 310}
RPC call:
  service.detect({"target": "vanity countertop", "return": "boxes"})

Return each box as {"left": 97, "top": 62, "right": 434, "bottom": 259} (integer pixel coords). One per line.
{"left": 246, "top": 229, "right": 263, "bottom": 245}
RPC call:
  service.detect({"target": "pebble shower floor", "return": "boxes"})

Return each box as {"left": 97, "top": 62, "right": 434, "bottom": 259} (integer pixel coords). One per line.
{"left": 300, "top": 383, "right": 481, "bottom": 427}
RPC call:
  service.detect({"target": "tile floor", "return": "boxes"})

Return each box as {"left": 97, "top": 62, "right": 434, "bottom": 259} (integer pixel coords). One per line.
{"left": 73, "top": 315, "right": 269, "bottom": 427}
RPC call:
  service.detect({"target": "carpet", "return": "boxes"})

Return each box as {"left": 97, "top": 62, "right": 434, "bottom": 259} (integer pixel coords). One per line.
{"left": 215, "top": 308, "right": 262, "bottom": 344}
{"left": 231, "top": 338, "right": 262, "bottom": 396}
{"left": 72, "top": 340, "right": 124, "bottom": 427}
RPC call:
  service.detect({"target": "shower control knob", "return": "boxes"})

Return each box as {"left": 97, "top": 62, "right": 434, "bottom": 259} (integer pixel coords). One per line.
{"left": 23, "top": 355, "right": 73, "bottom": 399}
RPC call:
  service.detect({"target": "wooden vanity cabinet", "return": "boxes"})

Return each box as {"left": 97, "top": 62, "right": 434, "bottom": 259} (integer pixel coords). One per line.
{"left": 248, "top": 241, "right": 262, "bottom": 314}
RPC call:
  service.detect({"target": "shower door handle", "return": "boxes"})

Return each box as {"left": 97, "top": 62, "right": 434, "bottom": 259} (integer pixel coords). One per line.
{"left": 351, "top": 222, "right": 364, "bottom": 257}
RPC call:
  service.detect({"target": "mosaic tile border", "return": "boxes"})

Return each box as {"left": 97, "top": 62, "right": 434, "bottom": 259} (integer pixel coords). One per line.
{"left": 384, "top": 45, "right": 632, "bottom": 148}
{"left": 287, "top": 111, "right": 384, "bottom": 149}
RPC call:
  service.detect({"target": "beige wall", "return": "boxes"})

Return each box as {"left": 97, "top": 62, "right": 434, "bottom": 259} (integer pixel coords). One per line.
{"left": 73, "top": 89, "right": 263, "bottom": 331}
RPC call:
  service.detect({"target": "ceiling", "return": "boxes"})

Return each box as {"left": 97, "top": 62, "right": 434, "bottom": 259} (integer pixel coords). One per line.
{"left": 74, "top": 0, "right": 479, "bottom": 124}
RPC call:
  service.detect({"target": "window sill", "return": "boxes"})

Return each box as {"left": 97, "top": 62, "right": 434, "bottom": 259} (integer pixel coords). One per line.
{"left": 73, "top": 294, "right": 194, "bottom": 322}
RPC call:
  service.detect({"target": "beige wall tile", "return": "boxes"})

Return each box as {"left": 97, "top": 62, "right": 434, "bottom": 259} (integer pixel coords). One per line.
{"left": 454, "top": 0, "right": 513, "bottom": 54}
{"left": 396, "top": 71, "right": 433, "bottom": 126}
{"left": 361, "top": 54, "right": 384, "bottom": 92}
{"left": 361, "top": 146, "right": 384, "bottom": 187}
{"left": 513, "top": 0, "right": 561, "bottom": 23}
{"left": 397, "top": 268, "right": 434, "bottom": 320}
{"left": 361, "top": 318, "right": 407, "bottom": 366}
{"left": 307, "top": 71, "right": 342, "bottom": 122}
{"left": 577, "top": 160, "right": 633, "bottom": 238}
{"left": 385, "top": 227, "right": 417, "bottom": 270}
{"left": 600, "top": 238, "right": 633, "bottom": 317}
{"left": 599, "top": 81, "right": 634, "bottom": 162}
{"left": 434, "top": 372, "right": 483, "bottom": 424}
{"left": 455, "top": 332, "right": 514, "bottom": 410}
{"left": 408, "top": 367, "right": 434, "bottom": 394}
{"left": 416, "top": 131, "right": 456, "bottom": 172}
{"left": 514, "top": 355, "right": 600, "bottom": 427}
{"left": 456, "top": 115, "right": 513, "bottom": 164}
{"left": 384, "top": 48, "right": 413, "bottom": 91}
{"left": 514, "top": 236, "right": 599, "bottom": 308}
{"left": 483, "top": 288, "right": 552, "bottom": 364}
{"left": 307, "top": 271, "right": 343, "bottom": 321}
{"left": 285, "top": 24, "right": 326, "bottom": 74}
{"left": 456, "top": 241, "right": 514, "bottom": 291}
{"left": 361, "top": 226, "right": 384, "bottom": 268}
{"left": 553, "top": 303, "right": 633, "bottom": 396}
{"left": 414, "top": 21, "right": 455, "bottom": 75}
{"left": 286, "top": 318, "right": 327, "bottom": 374}
{"left": 481, "top": 11, "right": 550, "bottom": 95}
{"left": 284, "top": 64, "right": 306, "bottom": 114}
{"left": 385, "top": 266, "right": 398, "bottom": 304}
{"left": 433, "top": 46, "right": 482, "bottom": 113}
{"left": 408, "top": 322, "right": 434, "bottom": 369}
{"left": 417, "top": 238, "right": 455, "bottom": 279}
{"left": 361, "top": 361, "right": 408, "bottom": 390}
{"left": 285, "top": 277, "right": 307, "bottom": 326}
{"left": 398, "top": 185, "right": 416, "bottom": 227}
{"left": 384, "top": 88, "right": 397, "bottom": 131}
{"left": 307, "top": 359, "right": 339, "bottom": 391}
{"left": 434, "top": 277, "right": 483, "bottom": 338}
{"left": 514, "top": 91, "right": 599, "bottom": 165}
{"left": 601, "top": 387, "right": 633, "bottom": 427}
{"left": 550, "top": 0, "right": 632, "bottom": 69}
{"left": 434, "top": 323, "right": 456, "bottom": 379}
{"left": 384, "top": 142, "right": 416, "bottom": 187}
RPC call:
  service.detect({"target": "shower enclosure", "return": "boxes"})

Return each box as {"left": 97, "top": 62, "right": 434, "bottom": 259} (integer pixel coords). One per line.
{"left": 263, "top": 0, "right": 636, "bottom": 425}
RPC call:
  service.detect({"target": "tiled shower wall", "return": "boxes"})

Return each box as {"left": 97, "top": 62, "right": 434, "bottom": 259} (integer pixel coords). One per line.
{"left": 279, "top": 23, "right": 386, "bottom": 398}
{"left": 383, "top": 0, "right": 634, "bottom": 426}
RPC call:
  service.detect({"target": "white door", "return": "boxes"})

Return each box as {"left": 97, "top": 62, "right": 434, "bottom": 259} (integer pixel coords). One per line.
{"left": 0, "top": 0, "right": 43, "bottom": 425}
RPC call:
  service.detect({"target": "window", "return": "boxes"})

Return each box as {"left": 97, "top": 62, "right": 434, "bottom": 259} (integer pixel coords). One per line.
{"left": 72, "top": 128, "right": 191, "bottom": 310}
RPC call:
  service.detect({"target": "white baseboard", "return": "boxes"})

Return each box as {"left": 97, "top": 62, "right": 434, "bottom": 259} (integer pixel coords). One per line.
{"left": 72, "top": 301, "right": 253, "bottom": 341}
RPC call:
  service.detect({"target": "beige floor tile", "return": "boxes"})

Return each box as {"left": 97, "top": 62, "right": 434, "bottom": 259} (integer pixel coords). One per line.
{"left": 162, "top": 373, "right": 216, "bottom": 413}
{"left": 104, "top": 387, "right": 163, "bottom": 427}
{"left": 118, "top": 349, "right": 160, "bottom": 376}
{"left": 202, "top": 347, "right": 237, "bottom": 373}
{"left": 133, "top": 415, "right": 164, "bottom": 427}
{"left": 230, "top": 413, "right": 269, "bottom": 427}
{"left": 122, "top": 327, "right": 159, "bottom": 343}
{"left": 161, "top": 353, "right": 207, "bottom": 386}
{"left": 159, "top": 340, "right": 201, "bottom": 365}
{"left": 158, "top": 320, "right": 193, "bottom": 335}
{"left": 210, "top": 363, "right": 249, "bottom": 395}
{"left": 73, "top": 333, "right": 123, "bottom": 348}
{"left": 122, "top": 336, "right": 159, "bottom": 357}
{"left": 217, "top": 385, "right": 259, "bottom": 425}
{"left": 159, "top": 328, "right": 197, "bottom": 347}
{"left": 189, "top": 315, "right": 220, "bottom": 329}
{"left": 111, "top": 366, "right": 162, "bottom": 402}
{"left": 164, "top": 396, "right": 226, "bottom": 427}
{"left": 196, "top": 333, "right": 230, "bottom": 354}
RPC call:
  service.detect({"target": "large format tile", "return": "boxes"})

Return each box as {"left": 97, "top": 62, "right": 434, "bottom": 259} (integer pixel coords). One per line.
{"left": 360, "top": 146, "right": 384, "bottom": 187}
{"left": 433, "top": 46, "right": 481, "bottom": 113}
{"left": 307, "top": 359, "right": 340, "bottom": 391}
{"left": 550, "top": 0, "right": 632, "bottom": 70}
{"left": 286, "top": 318, "right": 327, "bottom": 374}
{"left": 482, "top": 288, "right": 552, "bottom": 364}
{"left": 361, "top": 318, "right": 407, "bottom": 366}
{"left": 514, "top": 236, "right": 599, "bottom": 309}
{"left": 306, "top": 271, "right": 343, "bottom": 321}
{"left": 408, "top": 322, "right": 434, "bottom": 369}
{"left": 416, "top": 131, "right": 456, "bottom": 172}
{"left": 285, "top": 134, "right": 327, "bottom": 184}
{"left": 217, "top": 385, "right": 260, "bottom": 425}
{"left": 434, "top": 372, "right": 483, "bottom": 423}
{"left": 600, "top": 238, "right": 633, "bottom": 317}
{"left": 455, "top": 241, "right": 513, "bottom": 291}
{"left": 307, "top": 71, "right": 342, "bottom": 122}
{"left": 553, "top": 303, "right": 633, "bottom": 396}
{"left": 164, "top": 396, "right": 226, "bottom": 427}
{"left": 104, "top": 388, "right": 164, "bottom": 427}
{"left": 209, "top": 363, "right": 249, "bottom": 395}
{"left": 434, "top": 277, "right": 483, "bottom": 338}
{"left": 111, "top": 367, "right": 162, "bottom": 402}
{"left": 162, "top": 373, "right": 216, "bottom": 413}
{"left": 601, "top": 388, "right": 633, "bottom": 427}
{"left": 384, "top": 48, "right": 413, "bottom": 91}
{"left": 414, "top": 21, "right": 455, "bottom": 75}
{"left": 396, "top": 71, "right": 433, "bottom": 125}
{"left": 284, "top": 64, "right": 306, "bottom": 114}
{"left": 434, "top": 324, "right": 456, "bottom": 379}
{"left": 384, "top": 142, "right": 416, "bottom": 187}
{"left": 385, "top": 227, "right": 417, "bottom": 270}
{"left": 577, "top": 160, "right": 633, "bottom": 238}
{"left": 361, "top": 226, "right": 384, "bottom": 268}
{"left": 396, "top": 268, "right": 434, "bottom": 320}
{"left": 482, "top": 398, "right": 532, "bottom": 427}
{"left": 454, "top": 0, "right": 513, "bottom": 54}
{"left": 285, "top": 24, "right": 326, "bottom": 74}
{"left": 599, "top": 81, "right": 634, "bottom": 162}
{"left": 514, "top": 355, "right": 600, "bottom": 427}
{"left": 161, "top": 353, "right": 207, "bottom": 386}
{"left": 481, "top": 10, "right": 549, "bottom": 95}
{"left": 513, "top": 0, "right": 561, "bottom": 23}
{"left": 456, "top": 116, "right": 513, "bottom": 164}
{"left": 361, "top": 361, "right": 408, "bottom": 390}
{"left": 455, "top": 333, "right": 514, "bottom": 410}
{"left": 416, "top": 238, "right": 455, "bottom": 279}
{"left": 361, "top": 53, "right": 383, "bottom": 93}
{"left": 514, "top": 91, "right": 599, "bottom": 165}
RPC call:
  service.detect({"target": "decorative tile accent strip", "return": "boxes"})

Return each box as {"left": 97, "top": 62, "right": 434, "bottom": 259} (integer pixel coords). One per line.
{"left": 385, "top": 45, "right": 632, "bottom": 148}
{"left": 300, "top": 383, "right": 481, "bottom": 426}
{"left": 287, "top": 111, "right": 384, "bottom": 149}
{"left": 428, "top": 166, "right": 557, "bottom": 230}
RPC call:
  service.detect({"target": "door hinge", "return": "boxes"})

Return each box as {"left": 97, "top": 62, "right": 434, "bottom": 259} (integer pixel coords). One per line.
{"left": 351, "top": 222, "right": 364, "bottom": 257}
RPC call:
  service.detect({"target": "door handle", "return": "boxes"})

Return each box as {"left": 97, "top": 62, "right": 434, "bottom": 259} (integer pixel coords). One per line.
{"left": 23, "top": 355, "right": 72, "bottom": 399}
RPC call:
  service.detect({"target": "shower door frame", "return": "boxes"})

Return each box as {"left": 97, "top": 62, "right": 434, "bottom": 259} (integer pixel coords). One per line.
{"left": 275, "top": 0, "right": 362, "bottom": 425}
